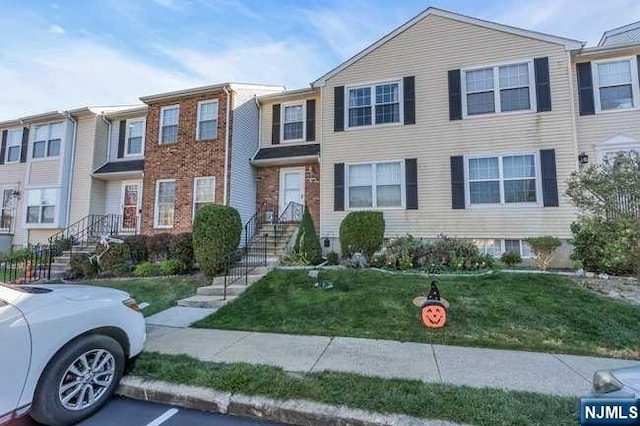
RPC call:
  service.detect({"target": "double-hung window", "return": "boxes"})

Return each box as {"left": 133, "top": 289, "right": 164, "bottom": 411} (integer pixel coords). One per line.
{"left": 594, "top": 58, "right": 639, "bottom": 111}
{"left": 26, "top": 188, "right": 57, "bottom": 224}
{"left": 160, "top": 106, "right": 179, "bottom": 144}
{"left": 126, "top": 119, "right": 145, "bottom": 156}
{"left": 347, "top": 81, "right": 401, "bottom": 128}
{"left": 5, "top": 129, "right": 22, "bottom": 163}
{"left": 32, "top": 123, "right": 62, "bottom": 159}
{"left": 347, "top": 161, "right": 403, "bottom": 208}
{"left": 504, "top": 239, "right": 533, "bottom": 258}
{"left": 464, "top": 61, "right": 534, "bottom": 116}
{"left": 197, "top": 100, "right": 218, "bottom": 140}
{"left": 467, "top": 154, "right": 538, "bottom": 205}
{"left": 193, "top": 176, "right": 215, "bottom": 218}
{"left": 282, "top": 103, "right": 304, "bottom": 141}
{"left": 1, "top": 189, "right": 15, "bottom": 232}
{"left": 154, "top": 180, "right": 175, "bottom": 228}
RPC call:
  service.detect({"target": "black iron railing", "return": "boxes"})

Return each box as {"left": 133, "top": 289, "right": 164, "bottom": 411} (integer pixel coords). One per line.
{"left": 1, "top": 244, "right": 54, "bottom": 284}
{"left": 220, "top": 232, "right": 268, "bottom": 300}
{"left": 273, "top": 201, "right": 304, "bottom": 254}
{"left": 244, "top": 203, "right": 275, "bottom": 249}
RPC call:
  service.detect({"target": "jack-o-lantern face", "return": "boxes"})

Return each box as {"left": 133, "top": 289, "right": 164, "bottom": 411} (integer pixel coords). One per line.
{"left": 421, "top": 301, "right": 447, "bottom": 328}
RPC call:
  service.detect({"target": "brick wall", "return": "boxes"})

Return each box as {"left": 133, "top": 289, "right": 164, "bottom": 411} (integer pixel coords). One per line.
{"left": 255, "top": 162, "right": 320, "bottom": 232}
{"left": 142, "top": 90, "right": 231, "bottom": 235}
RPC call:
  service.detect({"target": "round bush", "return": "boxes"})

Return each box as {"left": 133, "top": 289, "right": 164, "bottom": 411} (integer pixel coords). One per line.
{"left": 70, "top": 253, "right": 99, "bottom": 279}
{"left": 501, "top": 251, "right": 522, "bottom": 267}
{"left": 133, "top": 262, "right": 160, "bottom": 277}
{"left": 339, "top": 211, "right": 385, "bottom": 261}
{"left": 193, "top": 205, "right": 242, "bottom": 279}
{"left": 159, "top": 259, "right": 183, "bottom": 276}
{"left": 97, "top": 243, "right": 131, "bottom": 272}
{"left": 326, "top": 251, "right": 339, "bottom": 265}
{"left": 170, "top": 232, "right": 194, "bottom": 271}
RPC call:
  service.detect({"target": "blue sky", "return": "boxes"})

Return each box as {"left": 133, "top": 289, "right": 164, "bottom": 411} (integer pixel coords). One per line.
{"left": 1, "top": 0, "right": 639, "bottom": 120}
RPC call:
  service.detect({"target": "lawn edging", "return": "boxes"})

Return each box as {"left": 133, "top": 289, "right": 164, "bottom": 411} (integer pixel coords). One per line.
{"left": 116, "top": 376, "right": 464, "bottom": 426}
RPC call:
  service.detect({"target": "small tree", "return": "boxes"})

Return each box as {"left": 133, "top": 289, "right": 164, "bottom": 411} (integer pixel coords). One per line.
{"left": 525, "top": 236, "right": 561, "bottom": 271}
{"left": 292, "top": 206, "right": 322, "bottom": 265}
{"left": 339, "top": 211, "right": 385, "bottom": 262}
{"left": 193, "top": 205, "right": 242, "bottom": 279}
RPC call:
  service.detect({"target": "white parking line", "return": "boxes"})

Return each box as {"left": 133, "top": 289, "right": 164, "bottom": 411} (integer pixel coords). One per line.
{"left": 145, "top": 408, "right": 179, "bottom": 426}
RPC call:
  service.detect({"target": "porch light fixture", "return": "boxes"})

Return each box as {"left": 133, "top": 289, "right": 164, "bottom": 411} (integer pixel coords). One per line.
{"left": 10, "top": 190, "right": 21, "bottom": 199}
{"left": 578, "top": 152, "right": 589, "bottom": 165}
{"left": 323, "top": 237, "right": 331, "bottom": 248}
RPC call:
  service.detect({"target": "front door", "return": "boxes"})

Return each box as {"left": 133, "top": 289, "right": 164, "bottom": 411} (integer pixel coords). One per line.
{"left": 279, "top": 168, "right": 304, "bottom": 221}
{"left": 120, "top": 181, "right": 142, "bottom": 233}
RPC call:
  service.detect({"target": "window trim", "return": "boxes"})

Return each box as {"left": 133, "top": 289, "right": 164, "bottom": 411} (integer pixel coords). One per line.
{"left": 159, "top": 105, "right": 180, "bottom": 145}
{"left": 24, "top": 187, "right": 59, "bottom": 227}
{"left": 4, "top": 128, "right": 22, "bottom": 164}
{"left": 124, "top": 118, "right": 146, "bottom": 157}
{"left": 345, "top": 159, "right": 405, "bottom": 210}
{"left": 461, "top": 59, "right": 537, "bottom": 119}
{"left": 0, "top": 186, "right": 17, "bottom": 233}
{"left": 31, "top": 122, "right": 63, "bottom": 161}
{"left": 475, "top": 238, "right": 534, "bottom": 259}
{"left": 280, "top": 101, "right": 306, "bottom": 143}
{"left": 344, "top": 78, "right": 404, "bottom": 130}
{"left": 464, "top": 152, "right": 542, "bottom": 208}
{"left": 192, "top": 176, "right": 216, "bottom": 221}
{"left": 592, "top": 56, "right": 640, "bottom": 114}
{"left": 196, "top": 99, "right": 219, "bottom": 141}
{"left": 154, "top": 179, "right": 176, "bottom": 229}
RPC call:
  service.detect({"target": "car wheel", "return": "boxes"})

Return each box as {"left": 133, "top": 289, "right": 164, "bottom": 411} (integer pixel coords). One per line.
{"left": 30, "top": 334, "right": 125, "bottom": 426}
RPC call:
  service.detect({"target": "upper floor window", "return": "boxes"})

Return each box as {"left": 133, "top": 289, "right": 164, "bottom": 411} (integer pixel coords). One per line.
{"left": 463, "top": 61, "right": 534, "bottom": 117}
{"left": 467, "top": 154, "right": 538, "bottom": 205}
{"left": 32, "top": 122, "right": 62, "bottom": 159}
{"left": 26, "top": 188, "right": 57, "bottom": 224}
{"left": 126, "top": 119, "right": 145, "bottom": 156}
{"left": 593, "top": 58, "right": 639, "bottom": 111}
{"left": 197, "top": 100, "right": 218, "bottom": 140}
{"left": 160, "top": 105, "right": 179, "bottom": 144}
{"left": 347, "top": 81, "right": 401, "bottom": 128}
{"left": 347, "top": 161, "right": 403, "bottom": 209}
{"left": 282, "top": 103, "right": 304, "bottom": 141}
{"left": 5, "top": 129, "right": 22, "bottom": 163}
{"left": 193, "top": 176, "right": 215, "bottom": 219}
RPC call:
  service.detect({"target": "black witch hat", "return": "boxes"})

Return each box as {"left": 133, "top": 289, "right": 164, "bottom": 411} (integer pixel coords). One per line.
{"left": 427, "top": 280, "right": 441, "bottom": 301}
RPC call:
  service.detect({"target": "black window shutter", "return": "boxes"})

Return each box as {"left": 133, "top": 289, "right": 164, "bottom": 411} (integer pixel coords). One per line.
{"left": 448, "top": 70, "right": 462, "bottom": 120}
{"left": 117, "top": 120, "right": 126, "bottom": 158}
{"left": 405, "top": 158, "right": 418, "bottom": 209}
{"left": 271, "top": 104, "right": 281, "bottom": 145}
{"left": 540, "top": 149, "right": 559, "bottom": 207}
{"left": 306, "top": 99, "right": 316, "bottom": 141}
{"left": 334, "top": 86, "right": 344, "bottom": 132}
{"left": 450, "top": 156, "right": 465, "bottom": 209}
{"left": 576, "top": 62, "right": 595, "bottom": 116}
{"left": 0, "top": 130, "right": 7, "bottom": 165}
{"left": 403, "top": 76, "right": 416, "bottom": 125}
{"left": 534, "top": 57, "right": 552, "bottom": 112}
{"left": 20, "top": 127, "right": 29, "bottom": 163}
{"left": 334, "top": 163, "right": 345, "bottom": 211}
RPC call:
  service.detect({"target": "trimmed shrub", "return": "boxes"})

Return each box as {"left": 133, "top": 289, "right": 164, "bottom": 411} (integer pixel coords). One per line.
{"left": 292, "top": 206, "right": 322, "bottom": 265}
{"left": 170, "top": 233, "right": 194, "bottom": 271}
{"left": 133, "top": 262, "right": 160, "bottom": 277}
{"left": 160, "top": 259, "right": 183, "bottom": 276}
{"left": 326, "top": 251, "right": 339, "bottom": 265}
{"left": 339, "top": 211, "right": 385, "bottom": 261}
{"left": 525, "top": 236, "right": 562, "bottom": 271}
{"left": 147, "top": 233, "right": 172, "bottom": 261}
{"left": 97, "top": 243, "right": 131, "bottom": 272}
{"left": 124, "top": 235, "right": 148, "bottom": 264}
{"left": 501, "top": 251, "right": 523, "bottom": 267}
{"left": 70, "top": 253, "right": 99, "bottom": 279}
{"left": 193, "top": 205, "right": 242, "bottom": 279}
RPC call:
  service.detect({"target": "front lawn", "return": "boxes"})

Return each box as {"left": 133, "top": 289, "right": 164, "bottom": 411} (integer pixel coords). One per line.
{"left": 88, "top": 276, "right": 203, "bottom": 316}
{"left": 194, "top": 269, "right": 640, "bottom": 359}
{"left": 134, "top": 352, "right": 577, "bottom": 426}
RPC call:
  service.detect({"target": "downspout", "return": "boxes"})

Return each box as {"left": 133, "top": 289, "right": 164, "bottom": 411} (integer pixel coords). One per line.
{"left": 566, "top": 50, "right": 580, "bottom": 169}
{"left": 254, "top": 95, "right": 262, "bottom": 147}
{"left": 223, "top": 86, "right": 231, "bottom": 206}
{"left": 62, "top": 111, "right": 78, "bottom": 227}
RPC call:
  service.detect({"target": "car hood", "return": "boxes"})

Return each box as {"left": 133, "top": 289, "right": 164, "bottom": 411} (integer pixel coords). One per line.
{"left": 0, "top": 283, "right": 130, "bottom": 314}
{"left": 612, "top": 366, "right": 640, "bottom": 392}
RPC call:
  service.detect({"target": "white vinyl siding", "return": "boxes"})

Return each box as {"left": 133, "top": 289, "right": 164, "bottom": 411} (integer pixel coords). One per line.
{"left": 282, "top": 102, "right": 305, "bottom": 141}
{"left": 154, "top": 179, "right": 175, "bottom": 228}
{"left": 592, "top": 57, "right": 640, "bottom": 112}
{"left": 5, "top": 129, "right": 22, "bottom": 163}
{"left": 196, "top": 100, "right": 218, "bottom": 140}
{"left": 347, "top": 161, "right": 403, "bottom": 209}
{"left": 193, "top": 176, "right": 215, "bottom": 219}
{"left": 159, "top": 105, "right": 179, "bottom": 144}
{"left": 125, "top": 119, "right": 145, "bottom": 156}
{"left": 346, "top": 80, "right": 402, "bottom": 128}
{"left": 26, "top": 188, "right": 57, "bottom": 224}
{"left": 32, "top": 122, "right": 62, "bottom": 159}
{"left": 466, "top": 154, "right": 538, "bottom": 206}
{"left": 462, "top": 61, "right": 535, "bottom": 117}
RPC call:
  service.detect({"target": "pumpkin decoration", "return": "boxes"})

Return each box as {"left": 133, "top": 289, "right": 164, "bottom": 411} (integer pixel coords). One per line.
{"left": 413, "top": 280, "right": 449, "bottom": 329}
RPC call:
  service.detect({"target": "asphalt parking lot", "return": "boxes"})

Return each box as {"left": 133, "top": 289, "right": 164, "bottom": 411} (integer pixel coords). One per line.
{"left": 9, "top": 396, "right": 283, "bottom": 426}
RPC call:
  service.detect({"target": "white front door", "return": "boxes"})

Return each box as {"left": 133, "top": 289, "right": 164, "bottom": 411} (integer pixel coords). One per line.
{"left": 120, "top": 180, "right": 142, "bottom": 233}
{"left": 279, "top": 168, "right": 305, "bottom": 221}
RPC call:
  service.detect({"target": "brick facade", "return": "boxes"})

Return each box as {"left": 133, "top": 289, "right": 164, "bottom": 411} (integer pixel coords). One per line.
{"left": 141, "top": 90, "right": 231, "bottom": 235}
{"left": 255, "top": 162, "right": 320, "bottom": 232}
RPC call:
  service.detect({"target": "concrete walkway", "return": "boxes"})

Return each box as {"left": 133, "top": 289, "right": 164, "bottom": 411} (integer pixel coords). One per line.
{"left": 144, "top": 326, "right": 640, "bottom": 397}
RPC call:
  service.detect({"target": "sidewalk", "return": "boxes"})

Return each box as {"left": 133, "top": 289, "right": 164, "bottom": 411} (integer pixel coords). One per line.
{"left": 144, "top": 326, "right": 640, "bottom": 397}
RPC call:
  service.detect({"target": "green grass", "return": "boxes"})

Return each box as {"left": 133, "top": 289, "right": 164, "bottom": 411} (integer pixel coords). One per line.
{"left": 194, "top": 269, "right": 640, "bottom": 359}
{"left": 133, "top": 352, "right": 578, "bottom": 426}
{"left": 87, "top": 276, "right": 203, "bottom": 316}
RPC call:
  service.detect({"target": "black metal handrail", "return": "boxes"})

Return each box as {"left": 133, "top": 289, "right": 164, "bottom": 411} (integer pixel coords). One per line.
{"left": 220, "top": 232, "right": 268, "bottom": 300}
{"left": 244, "top": 202, "right": 275, "bottom": 249}
{"left": 273, "top": 201, "right": 304, "bottom": 254}
{"left": 1, "top": 244, "right": 54, "bottom": 284}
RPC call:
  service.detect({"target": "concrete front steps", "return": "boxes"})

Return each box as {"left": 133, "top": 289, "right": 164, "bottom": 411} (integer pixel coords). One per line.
{"left": 49, "top": 246, "right": 94, "bottom": 278}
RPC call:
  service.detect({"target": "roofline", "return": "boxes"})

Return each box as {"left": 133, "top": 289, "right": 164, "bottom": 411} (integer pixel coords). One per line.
{"left": 598, "top": 21, "right": 640, "bottom": 47}
{"left": 103, "top": 106, "right": 149, "bottom": 119}
{"left": 250, "top": 154, "right": 319, "bottom": 167}
{"left": 574, "top": 41, "right": 640, "bottom": 58}
{"left": 258, "top": 87, "right": 317, "bottom": 103}
{"left": 312, "top": 7, "right": 585, "bottom": 87}
{"left": 139, "top": 82, "right": 286, "bottom": 103}
{"left": 0, "top": 105, "right": 146, "bottom": 128}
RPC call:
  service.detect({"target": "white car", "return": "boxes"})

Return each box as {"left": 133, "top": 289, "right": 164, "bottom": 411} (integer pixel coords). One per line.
{"left": 0, "top": 283, "right": 146, "bottom": 426}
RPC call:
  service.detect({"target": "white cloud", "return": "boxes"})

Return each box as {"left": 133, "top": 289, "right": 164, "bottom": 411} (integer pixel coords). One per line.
{"left": 151, "top": 0, "right": 183, "bottom": 11}
{"left": 48, "top": 24, "right": 65, "bottom": 34}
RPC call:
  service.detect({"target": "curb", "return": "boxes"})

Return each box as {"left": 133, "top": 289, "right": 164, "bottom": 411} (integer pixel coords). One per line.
{"left": 116, "top": 376, "right": 465, "bottom": 426}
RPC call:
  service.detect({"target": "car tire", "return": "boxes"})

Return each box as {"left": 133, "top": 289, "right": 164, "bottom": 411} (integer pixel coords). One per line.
{"left": 30, "top": 334, "right": 125, "bottom": 426}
